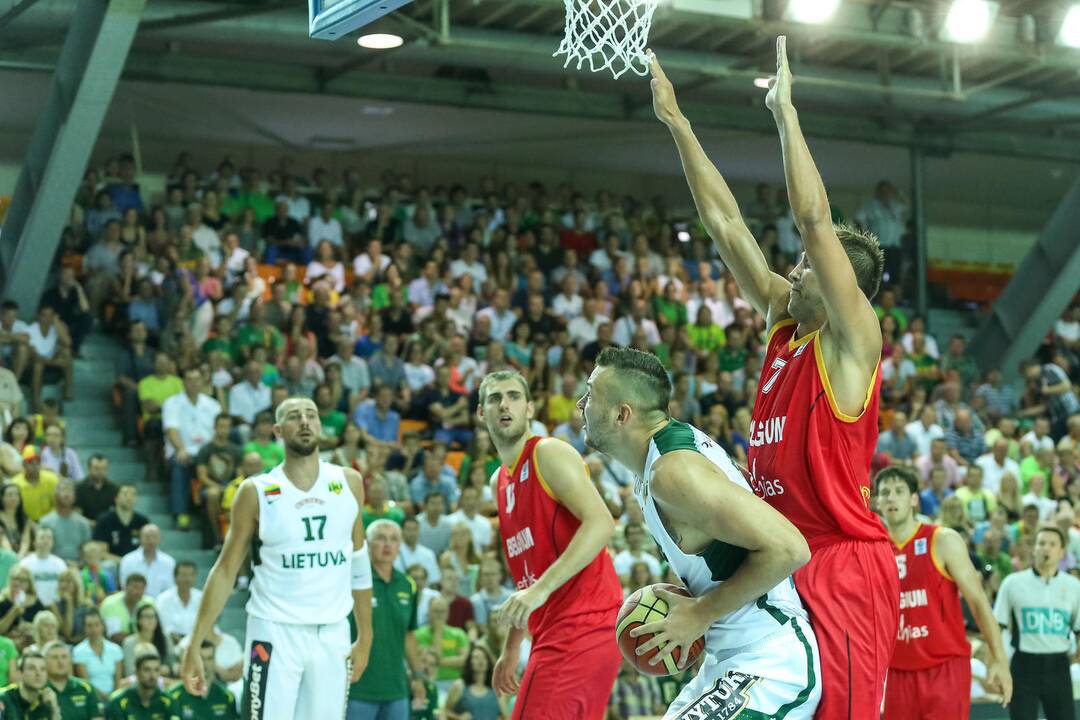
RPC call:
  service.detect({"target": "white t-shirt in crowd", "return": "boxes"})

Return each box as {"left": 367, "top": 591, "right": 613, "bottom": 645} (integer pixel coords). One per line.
{"left": 17, "top": 553, "right": 67, "bottom": 606}
{"left": 156, "top": 586, "right": 203, "bottom": 640}
{"left": 612, "top": 549, "right": 662, "bottom": 580}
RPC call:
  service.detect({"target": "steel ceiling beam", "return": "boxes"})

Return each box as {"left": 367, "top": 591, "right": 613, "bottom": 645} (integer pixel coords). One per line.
{"left": 0, "top": 0, "right": 45, "bottom": 33}
{"left": 139, "top": 0, "right": 293, "bottom": 32}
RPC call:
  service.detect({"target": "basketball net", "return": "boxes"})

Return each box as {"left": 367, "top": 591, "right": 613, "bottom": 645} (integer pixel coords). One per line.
{"left": 554, "top": 0, "right": 660, "bottom": 79}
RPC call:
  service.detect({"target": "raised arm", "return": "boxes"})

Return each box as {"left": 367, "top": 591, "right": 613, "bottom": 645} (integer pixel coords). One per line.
{"left": 937, "top": 528, "right": 1012, "bottom": 706}
{"left": 631, "top": 451, "right": 809, "bottom": 669}
{"left": 767, "top": 36, "right": 880, "bottom": 357}
{"left": 496, "top": 438, "right": 615, "bottom": 630}
{"left": 649, "top": 53, "right": 790, "bottom": 320}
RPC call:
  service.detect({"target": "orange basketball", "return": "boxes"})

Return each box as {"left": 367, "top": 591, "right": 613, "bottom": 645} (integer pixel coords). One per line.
{"left": 615, "top": 582, "right": 705, "bottom": 676}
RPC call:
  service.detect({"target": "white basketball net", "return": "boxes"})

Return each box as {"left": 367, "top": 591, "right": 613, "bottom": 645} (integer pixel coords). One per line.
{"left": 554, "top": 0, "right": 660, "bottom": 79}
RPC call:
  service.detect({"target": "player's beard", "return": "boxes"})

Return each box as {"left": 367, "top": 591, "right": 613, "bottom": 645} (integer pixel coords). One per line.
{"left": 582, "top": 412, "right": 616, "bottom": 455}
{"left": 286, "top": 437, "right": 318, "bottom": 456}
{"left": 489, "top": 415, "right": 527, "bottom": 447}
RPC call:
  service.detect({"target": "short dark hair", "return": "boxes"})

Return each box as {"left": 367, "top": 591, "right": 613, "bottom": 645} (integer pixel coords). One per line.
{"left": 18, "top": 650, "right": 44, "bottom": 672}
{"left": 874, "top": 465, "right": 919, "bottom": 495}
{"left": 174, "top": 560, "right": 197, "bottom": 578}
{"left": 125, "top": 572, "right": 147, "bottom": 587}
{"left": 214, "top": 413, "right": 232, "bottom": 427}
{"left": 424, "top": 491, "right": 444, "bottom": 506}
{"left": 834, "top": 222, "right": 885, "bottom": 300}
{"left": 0, "top": 300, "right": 17, "bottom": 312}
{"left": 594, "top": 347, "right": 672, "bottom": 415}
{"left": 1035, "top": 524, "right": 1066, "bottom": 547}
{"left": 134, "top": 652, "right": 160, "bottom": 671}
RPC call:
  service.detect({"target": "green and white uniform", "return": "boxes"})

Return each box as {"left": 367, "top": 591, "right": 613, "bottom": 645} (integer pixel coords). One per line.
{"left": 633, "top": 420, "right": 821, "bottom": 720}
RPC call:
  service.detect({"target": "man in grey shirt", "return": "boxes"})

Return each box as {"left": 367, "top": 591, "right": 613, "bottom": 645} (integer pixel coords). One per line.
{"left": 38, "top": 478, "right": 91, "bottom": 562}
{"left": 994, "top": 525, "right": 1080, "bottom": 720}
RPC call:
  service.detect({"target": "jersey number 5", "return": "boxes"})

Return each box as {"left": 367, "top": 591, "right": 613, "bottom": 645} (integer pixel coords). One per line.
{"left": 302, "top": 515, "right": 327, "bottom": 542}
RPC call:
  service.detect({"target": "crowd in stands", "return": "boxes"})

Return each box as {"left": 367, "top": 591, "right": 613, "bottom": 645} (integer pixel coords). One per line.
{"left": 0, "top": 149, "right": 1073, "bottom": 717}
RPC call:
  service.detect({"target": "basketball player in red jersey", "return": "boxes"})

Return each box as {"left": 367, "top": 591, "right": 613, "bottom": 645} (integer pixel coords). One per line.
{"left": 651, "top": 37, "right": 898, "bottom": 718}
{"left": 476, "top": 369, "right": 623, "bottom": 719}
{"left": 876, "top": 466, "right": 1012, "bottom": 717}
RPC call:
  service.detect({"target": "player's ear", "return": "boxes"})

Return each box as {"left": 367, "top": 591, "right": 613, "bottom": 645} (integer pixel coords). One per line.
{"left": 526, "top": 400, "right": 535, "bottom": 421}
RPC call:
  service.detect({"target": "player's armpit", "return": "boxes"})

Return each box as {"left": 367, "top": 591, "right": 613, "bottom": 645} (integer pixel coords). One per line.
{"left": 534, "top": 438, "right": 613, "bottom": 528}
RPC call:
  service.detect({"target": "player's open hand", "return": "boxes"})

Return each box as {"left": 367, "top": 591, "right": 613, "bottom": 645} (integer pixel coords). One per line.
{"left": 497, "top": 585, "right": 549, "bottom": 630}
{"left": 628, "top": 587, "right": 708, "bottom": 671}
{"left": 987, "top": 657, "right": 1013, "bottom": 707}
{"left": 180, "top": 644, "right": 208, "bottom": 698}
{"left": 349, "top": 639, "right": 371, "bottom": 683}
{"left": 648, "top": 51, "right": 682, "bottom": 127}
{"left": 492, "top": 647, "right": 521, "bottom": 696}
{"left": 765, "top": 35, "right": 793, "bottom": 117}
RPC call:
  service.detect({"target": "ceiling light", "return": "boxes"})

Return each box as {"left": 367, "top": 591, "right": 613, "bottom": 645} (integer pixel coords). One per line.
{"left": 942, "top": 0, "right": 997, "bottom": 43}
{"left": 357, "top": 33, "right": 403, "bottom": 49}
{"left": 1059, "top": 4, "right": 1080, "bottom": 48}
{"left": 785, "top": 0, "right": 842, "bottom": 24}
{"left": 753, "top": 77, "right": 771, "bottom": 89}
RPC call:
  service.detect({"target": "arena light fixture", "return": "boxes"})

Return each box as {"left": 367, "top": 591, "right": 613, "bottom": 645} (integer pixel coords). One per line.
{"left": 753, "top": 77, "right": 771, "bottom": 89}
{"left": 357, "top": 32, "right": 403, "bottom": 49}
{"left": 941, "top": 0, "right": 997, "bottom": 43}
{"left": 1059, "top": 4, "right": 1080, "bottom": 48}
{"left": 785, "top": 0, "right": 842, "bottom": 24}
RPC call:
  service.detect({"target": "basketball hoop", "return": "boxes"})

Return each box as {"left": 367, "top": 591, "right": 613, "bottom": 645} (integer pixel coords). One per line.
{"left": 554, "top": 0, "right": 660, "bottom": 79}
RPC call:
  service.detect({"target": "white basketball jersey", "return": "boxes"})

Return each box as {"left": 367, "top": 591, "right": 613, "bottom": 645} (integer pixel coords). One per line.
{"left": 635, "top": 419, "right": 809, "bottom": 651}
{"left": 246, "top": 462, "right": 358, "bottom": 625}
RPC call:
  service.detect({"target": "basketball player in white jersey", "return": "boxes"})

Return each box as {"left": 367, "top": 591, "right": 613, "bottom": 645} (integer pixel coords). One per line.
{"left": 180, "top": 397, "right": 373, "bottom": 720}
{"left": 581, "top": 347, "right": 821, "bottom": 719}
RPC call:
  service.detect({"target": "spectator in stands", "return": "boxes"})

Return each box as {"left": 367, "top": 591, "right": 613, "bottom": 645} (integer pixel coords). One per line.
{"left": 609, "top": 659, "right": 665, "bottom": 720}
{"left": 612, "top": 521, "right": 662, "bottom": 582}
{"left": 416, "top": 492, "right": 453, "bottom": 557}
{"left": 83, "top": 219, "right": 124, "bottom": 319}
{"left": 43, "top": 640, "right": 101, "bottom": 719}
{"left": 193, "top": 414, "right": 240, "bottom": 549}
{"left": 13, "top": 445, "right": 58, "bottom": 522}
{"left": 42, "top": 265, "right": 92, "bottom": 356}
{"left": 919, "top": 467, "right": 952, "bottom": 519}
{"left": 38, "top": 479, "right": 91, "bottom": 561}
{"left": 28, "top": 305, "right": 74, "bottom": 409}
{"left": 0, "top": 300, "right": 30, "bottom": 382}
{"left": 51, "top": 568, "right": 89, "bottom": 644}
{"left": 975, "top": 438, "right": 1021, "bottom": 496}
{"left": 415, "top": 595, "right": 468, "bottom": 691}
{"left": 443, "top": 644, "right": 506, "bottom": 720}
{"left": 105, "top": 652, "right": 171, "bottom": 718}
{"left": 18, "top": 527, "right": 66, "bottom": 606}
{"left": 1020, "top": 446, "right": 1055, "bottom": 492}
{"left": 396, "top": 517, "right": 440, "bottom": 585}
{"left": 954, "top": 466, "right": 997, "bottom": 523}
{"left": 119, "top": 525, "right": 175, "bottom": 598}
{"left": 262, "top": 198, "right": 308, "bottom": 265}
{"left": 74, "top": 456, "right": 117, "bottom": 528}
{"left": 113, "top": 323, "right": 155, "bottom": 448}
{"left": 28, "top": 609, "right": 60, "bottom": 654}
{"left": 975, "top": 369, "right": 1019, "bottom": 420}
{"left": 1020, "top": 416, "right": 1055, "bottom": 454}
{"left": 93, "top": 484, "right": 148, "bottom": 560}
{"left": 168, "top": 640, "right": 237, "bottom": 720}
{"left": 353, "top": 385, "right": 400, "bottom": 451}
{"left": 0, "top": 565, "right": 45, "bottom": 635}
{"left": 410, "top": 450, "right": 460, "bottom": 509}
{"left": 904, "top": 404, "right": 944, "bottom": 459}
{"left": 469, "top": 559, "right": 510, "bottom": 629}
{"left": 100, "top": 572, "right": 152, "bottom": 642}
{"left": 227, "top": 360, "right": 271, "bottom": 433}
{"left": 121, "top": 605, "right": 174, "bottom": 676}
{"left": 0, "top": 651, "right": 61, "bottom": 720}
{"left": 876, "top": 410, "right": 916, "bottom": 462}
{"left": 242, "top": 411, "right": 284, "bottom": 472}
{"left": 156, "top": 561, "right": 202, "bottom": 649}
{"left": 361, "top": 475, "right": 404, "bottom": 529}
{"left": 162, "top": 366, "right": 221, "bottom": 530}
{"left": 0, "top": 480, "right": 33, "bottom": 557}
{"left": 446, "top": 485, "right": 492, "bottom": 555}
{"left": 946, "top": 408, "right": 986, "bottom": 463}
{"left": 40, "top": 424, "right": 82, "bottom": 483}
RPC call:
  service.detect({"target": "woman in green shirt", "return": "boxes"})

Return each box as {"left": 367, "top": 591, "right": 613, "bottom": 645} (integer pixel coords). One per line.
{"left": 652, "top": 281, "right": 688, "bottom": 329}
{"left": 413, "top": 596, "right": 469, "bottom": 688}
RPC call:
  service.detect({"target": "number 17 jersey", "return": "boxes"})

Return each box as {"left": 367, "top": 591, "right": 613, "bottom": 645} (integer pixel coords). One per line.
{"left": 247, "top": 462, "right": 358, "bottom": 625}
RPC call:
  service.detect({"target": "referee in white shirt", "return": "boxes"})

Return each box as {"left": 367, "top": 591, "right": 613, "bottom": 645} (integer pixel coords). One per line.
{"left": 994, "top": 525, "right": 1080, "bottom": 720}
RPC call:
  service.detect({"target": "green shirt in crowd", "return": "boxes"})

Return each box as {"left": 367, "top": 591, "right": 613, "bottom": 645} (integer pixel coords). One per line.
{"left": 348, "top": 567, "right": 418, "bottom": 703}
{"left": 243, "top": 440, "right": 285, "bottom": 472}
{"left": 137, "top": 375, "right": 184, "bottom": 421}
{"left": 105, "top": 686, "right": 172, "bottom": 720}
{"left": 362, "top": 504, "right": 406, "bottom": 528}
{"left": 168, "top": 681, "right": 237, "bottom": 720}
{"left": 51, "top": 677, "right": 101, "bottom": 720}
{"left": 0, "top": 684, "right": 54, "bottom": 720}
{"left": 234, "top": 324, "right": 284, "bottom": 359}
{"left": 414, "top": 625, "right": 469, "bottom": 683}
{"left": 686, "top": 324, "right": 726, "bottom": 354}
{"left": 0, "top": 636, "right": 17, "bottom": 686}
{"left": 320, "top": 411, "right": 347, "bottom": 443}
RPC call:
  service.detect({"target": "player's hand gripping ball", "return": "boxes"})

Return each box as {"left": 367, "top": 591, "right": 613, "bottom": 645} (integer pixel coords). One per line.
{"left": 616, "top": 583, "right": 705, "bottom": 676}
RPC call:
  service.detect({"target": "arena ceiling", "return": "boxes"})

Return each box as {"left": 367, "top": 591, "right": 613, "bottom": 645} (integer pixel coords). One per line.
{"left": 2, "top": 0, "right": 1080, "bottom": 163}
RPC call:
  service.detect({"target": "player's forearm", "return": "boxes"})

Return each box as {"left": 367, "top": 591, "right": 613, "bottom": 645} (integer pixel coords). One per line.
{"left": 351, "top": 589, "right": 373, "bottom": 649}
{"left": 773, "top": 106, "right": 831, "bottom": 232}
{"left": 695, "top": 544, "right": 807, "bottom": 624}
{"left": 532, "top": 513, "right": 614, "bottom": 599}
{"left": 970, "top": 595, "right": 1008, "bottom": 664}
{"left": 188, "top": 560, "right": 239, "bottom": 648}
{"left": 666, "top": 118, "right": 749, "bottom": 238}
{"left": 502, "top": 626, "right": 526, "bottom": 654}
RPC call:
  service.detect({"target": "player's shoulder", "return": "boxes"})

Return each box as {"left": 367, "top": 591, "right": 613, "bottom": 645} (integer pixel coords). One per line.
{"left": 71, "top": 677, "right": 95, "bottom": 693}
{"left": 532, "top": 436, "right": 585, "bottom": 473}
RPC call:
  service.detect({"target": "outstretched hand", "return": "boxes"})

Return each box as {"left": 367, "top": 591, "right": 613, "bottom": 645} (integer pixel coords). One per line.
{"left": 765, "top": 35, "right": 793, "bottom": 116}
{"left": 648, "top": 50, "right": 682, "bottom": 126}
{"left": 180, "top": 644, "right": 208, "bottom": 698}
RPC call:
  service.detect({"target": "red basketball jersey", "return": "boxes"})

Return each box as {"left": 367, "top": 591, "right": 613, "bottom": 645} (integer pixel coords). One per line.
{"left": 748, "top": 320, "right": 889, "bottom": 551}
{"left": 890, "top": 524, "right": 970, "bottom": 671}
{"left": 496, "top": 436, "right": 622, "bottom": 643}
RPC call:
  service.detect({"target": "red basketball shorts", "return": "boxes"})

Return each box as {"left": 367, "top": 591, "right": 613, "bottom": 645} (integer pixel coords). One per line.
{"left": 883, "top": 655, "right": 971, "bottom": 720}
{"left": 511, "top": 609, "right": 621, "bottom": 720}
{"left": 794, "top": 539, "right": 899, "bottom": 720}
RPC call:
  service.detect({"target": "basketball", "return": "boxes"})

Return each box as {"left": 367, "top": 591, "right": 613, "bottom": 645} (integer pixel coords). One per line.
{"left": 615, "top": 583, "right": 705, "bottom": 676}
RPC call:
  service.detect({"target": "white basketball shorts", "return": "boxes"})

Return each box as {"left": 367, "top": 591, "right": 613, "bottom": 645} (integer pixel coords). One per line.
{"left": 665, "top": 614, "right": 822, "bottom": 720}
{"left": 242, "top": 615, "right": 351, "bottom": 720}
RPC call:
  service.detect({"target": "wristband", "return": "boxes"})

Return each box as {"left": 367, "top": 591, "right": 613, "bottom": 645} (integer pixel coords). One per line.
{"left": 352, "top": 545, "right": 373, "bottom": 590}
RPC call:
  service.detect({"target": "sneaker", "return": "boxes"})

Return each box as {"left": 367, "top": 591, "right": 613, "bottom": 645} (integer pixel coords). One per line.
{"left": 177, "top": 513, "right": 191, "bottom": 530}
